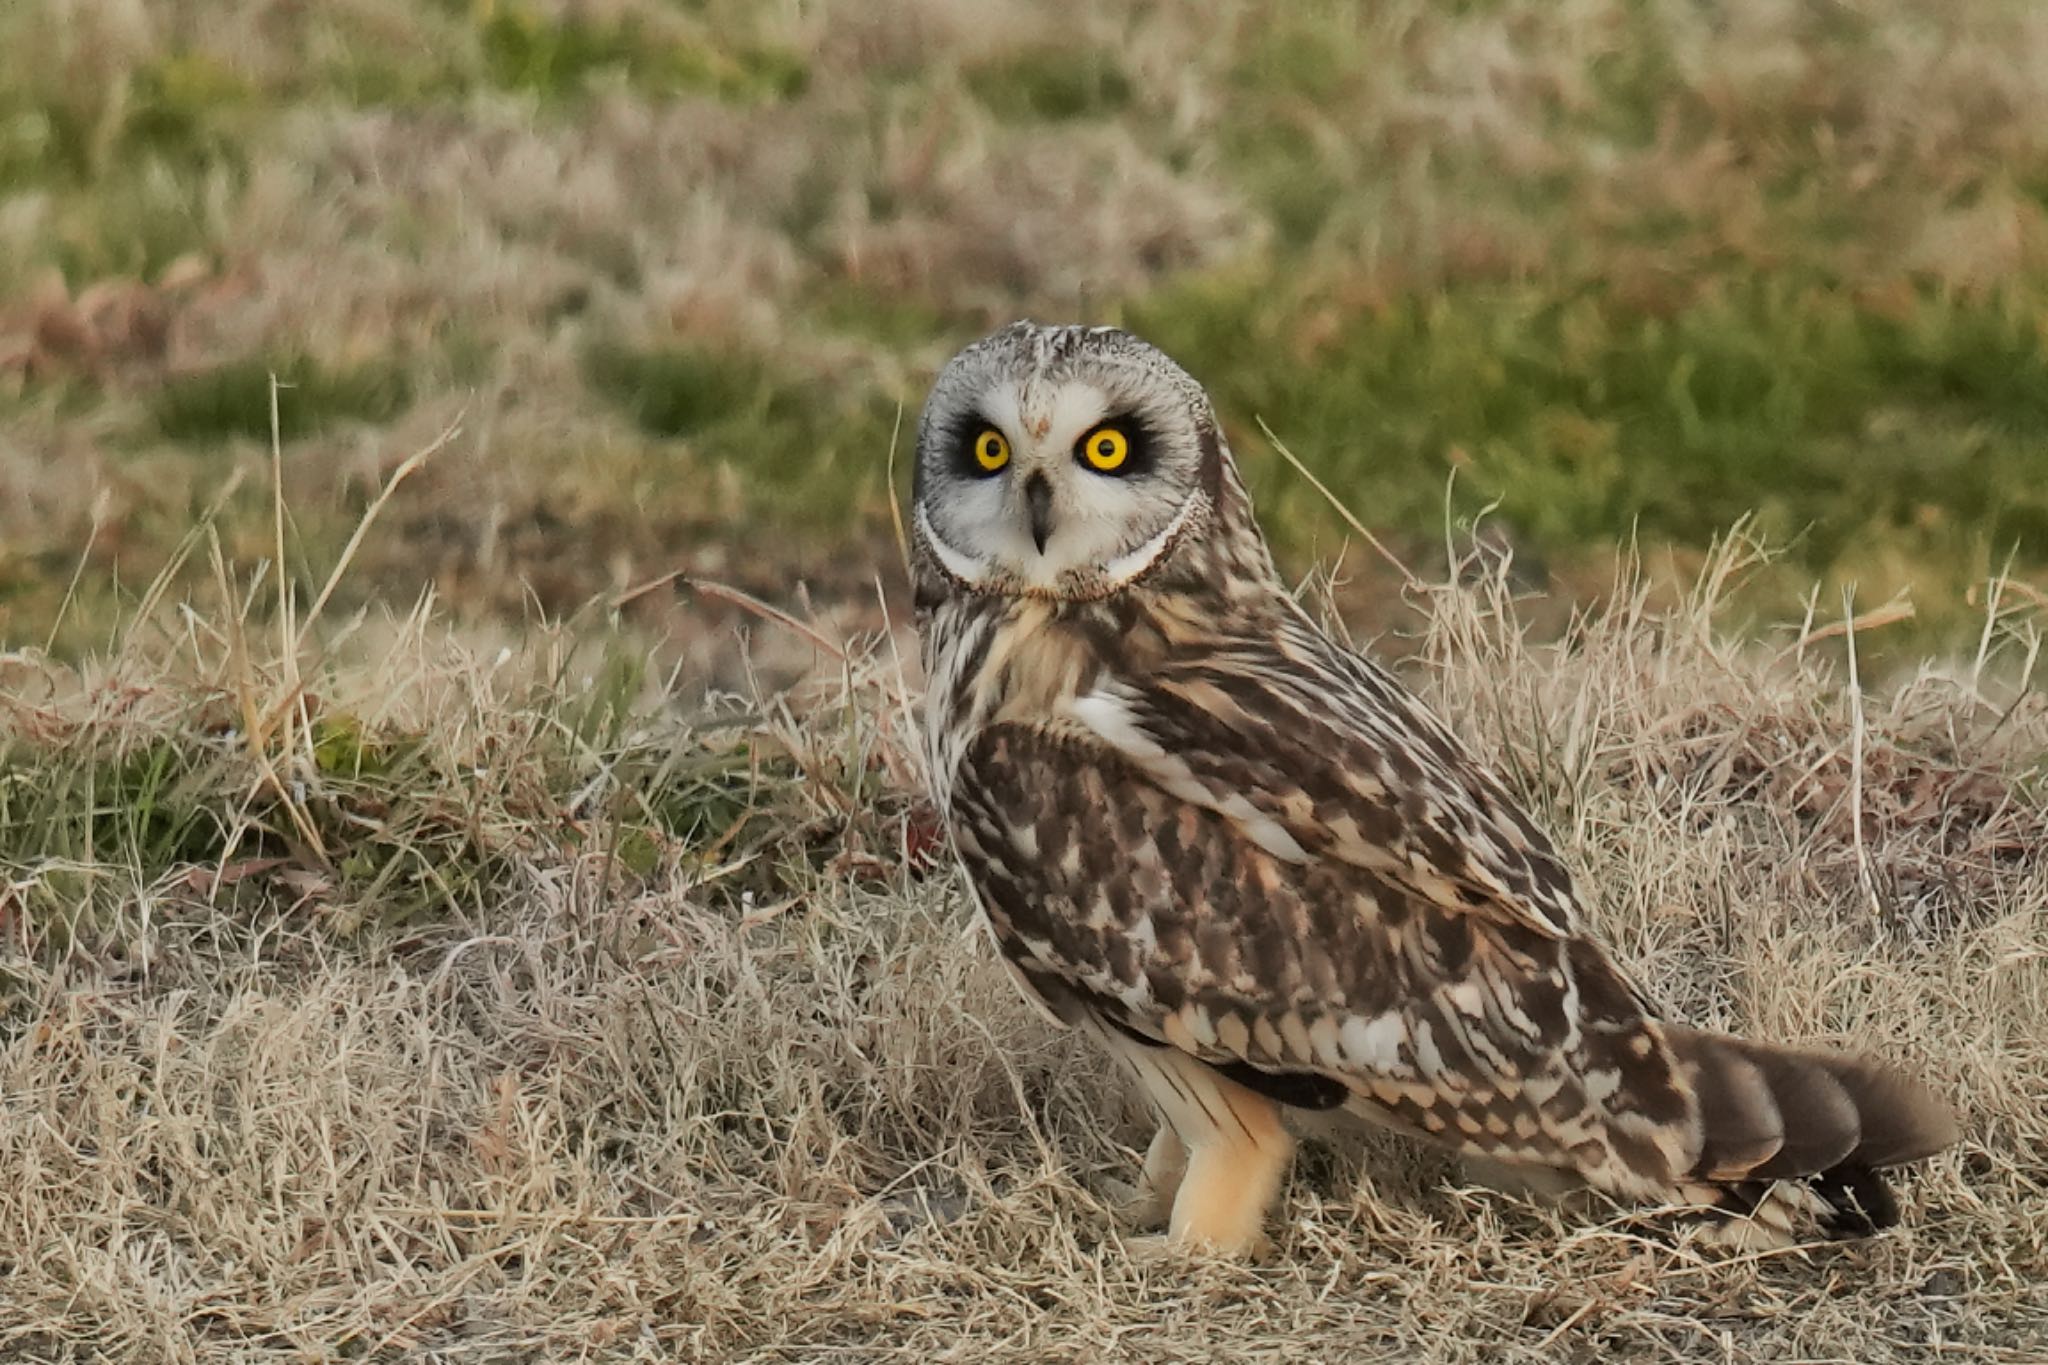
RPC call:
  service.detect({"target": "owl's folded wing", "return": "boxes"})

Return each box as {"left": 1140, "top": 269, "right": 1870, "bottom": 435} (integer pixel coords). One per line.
{"left": 946, "top": 719, "right": 1697, "bottom": 1184}
{"left": 1059, "top": 612, "right": 1586, "bottom": 944}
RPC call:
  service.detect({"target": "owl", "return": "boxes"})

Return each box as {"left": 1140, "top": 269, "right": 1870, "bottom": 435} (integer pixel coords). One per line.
{"left": 908, "top": 321, "right": 1957, "bottom": 1256}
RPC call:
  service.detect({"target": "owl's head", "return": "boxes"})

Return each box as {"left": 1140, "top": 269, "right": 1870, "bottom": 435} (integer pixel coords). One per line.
{"left": 910, "top": 322, "right": 1268, "bottom": 601}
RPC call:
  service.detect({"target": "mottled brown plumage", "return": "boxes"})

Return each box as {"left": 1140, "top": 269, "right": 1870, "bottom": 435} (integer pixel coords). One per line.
{"left": 910, "top": 321, "right": 1957, "bottom": 1254}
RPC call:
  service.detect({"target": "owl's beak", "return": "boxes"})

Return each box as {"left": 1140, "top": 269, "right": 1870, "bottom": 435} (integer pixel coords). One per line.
{"left": 1023, "top": 472, "right": 1055, "bottom": 553}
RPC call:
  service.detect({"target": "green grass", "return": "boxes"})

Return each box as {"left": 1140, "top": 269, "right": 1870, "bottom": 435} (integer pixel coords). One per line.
{"left": 0, "top": 50, "right": 254, "bottom": 190}
{"left": 0, "top": 617, "right": 826, "bottom": 953}
{"left": 808, "top": 279, "right": 958, "bottom": 354}
{"left": 584, "top": 340, "right": 898, "bottom": 517}
{"left": 474, "top": 2, "right": 806, "bottom": 104}
{"left": 1127, "top": 269, "right": 2048, "bottom": 637}
{"left": 583, "top": 343, "right": 808, "bottom": 442}
{"left": 0, "top": 697, "right": 500, "bottom": 943}
{"left": 152, "top": 355, "right": 414, "bottom": 443}
{"left": 0, "top": 43, "right": 251, "bottom": 284}
{"left": 965, "top": 49, "right": 1134, "bottom": 122}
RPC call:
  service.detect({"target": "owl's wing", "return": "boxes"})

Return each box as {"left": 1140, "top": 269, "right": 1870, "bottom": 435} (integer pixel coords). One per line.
{"left": 949, "top": 707, "right": 1951, "bottom": 1223}
{"left": 939, "top": 606, "right": 1955, "bottom": 1228}
{"left": 1067, "top": 612, "right": 1586, "bottom": 943}
{"left": 947, "top": 699, "right": 1698, "bottom": 1188}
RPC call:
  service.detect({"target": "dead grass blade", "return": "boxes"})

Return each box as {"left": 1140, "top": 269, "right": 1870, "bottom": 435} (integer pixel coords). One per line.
{"left": 1256, "top": 415, "right": 1421, "bottom": 592}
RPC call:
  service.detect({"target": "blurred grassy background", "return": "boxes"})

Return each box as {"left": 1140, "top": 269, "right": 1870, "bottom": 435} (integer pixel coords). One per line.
{"left": 3, "top": 0, "right": 2046, "bottom": 660}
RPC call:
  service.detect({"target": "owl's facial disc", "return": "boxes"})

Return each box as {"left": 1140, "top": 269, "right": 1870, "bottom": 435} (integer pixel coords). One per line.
{"left": 914, "top": 327, "right": 1215, "bottom": 598}
{"left": 913, "top": 391, "right": 1195, "bottom": 593}
{"left": 914, "top": 471, "right": 1199, "bottom": 595}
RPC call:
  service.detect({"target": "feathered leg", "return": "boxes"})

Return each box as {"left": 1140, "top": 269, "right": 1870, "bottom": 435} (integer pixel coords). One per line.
{"left": 1120, "top": 1124, "right": 1188, "bottom": 1228}
{"left": 1107, "top": 1027, "right": 1293, "bottom": 1255}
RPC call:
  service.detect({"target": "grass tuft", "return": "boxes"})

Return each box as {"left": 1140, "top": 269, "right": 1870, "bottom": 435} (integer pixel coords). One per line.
{"left": 475, "top": 2, "right": 807, "bottom": 104}
{"left": 966, "top": 49, "right": 1134, "bottom": 122}
{"left": 151, "top": 356, "right": 413, "bottom": 443}
{"left": 584, "top": 339, "right": 895, "bottom": 517}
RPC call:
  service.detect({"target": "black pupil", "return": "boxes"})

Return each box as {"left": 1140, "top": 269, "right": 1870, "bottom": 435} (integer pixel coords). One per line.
{"left": 1097, "top": 437, "right": 1113, "bottom": 455}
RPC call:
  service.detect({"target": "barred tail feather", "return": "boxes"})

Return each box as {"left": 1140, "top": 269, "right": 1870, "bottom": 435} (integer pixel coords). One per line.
{"left": 1666, "top": 1025, "right": 1958, "bottom": 1242}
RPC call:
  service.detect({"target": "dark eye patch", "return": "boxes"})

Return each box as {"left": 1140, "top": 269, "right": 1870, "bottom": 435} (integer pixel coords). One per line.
{"left": 939, "top": 413, "right": 1005, "bottom": 478}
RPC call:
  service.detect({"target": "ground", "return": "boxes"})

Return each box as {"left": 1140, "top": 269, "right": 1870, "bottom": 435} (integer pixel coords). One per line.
{"left": 2, "top": 1, "right": 2048, "bottom": 1361}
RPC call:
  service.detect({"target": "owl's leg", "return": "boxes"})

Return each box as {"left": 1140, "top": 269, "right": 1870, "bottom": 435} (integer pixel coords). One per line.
{"left": 1111, "top": 1035, "right": 1292, "bottom": 1255}
{"left": 1166, "top": 1082, "right": 1292, "bottom": 1255}
{"left": 1120, "top": 1125, "right": 1187, "bottom": 1227}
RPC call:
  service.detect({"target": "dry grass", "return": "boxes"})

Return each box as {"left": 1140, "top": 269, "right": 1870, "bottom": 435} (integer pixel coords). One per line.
{"left": 3, "top": 512, "right": 2045, "bottom": 1362}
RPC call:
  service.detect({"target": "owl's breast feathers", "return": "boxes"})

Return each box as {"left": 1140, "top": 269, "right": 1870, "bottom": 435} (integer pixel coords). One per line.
{"left": 926, "top": 586, "right": 1708, "bottom": 1194}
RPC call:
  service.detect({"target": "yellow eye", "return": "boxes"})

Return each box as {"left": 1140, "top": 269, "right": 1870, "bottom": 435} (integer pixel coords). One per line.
{"left": 973, "top": 427, "right": 1010, "bottom": 473}
{"left": 1080, "top": 425, "right": 1129, "bottom": 472}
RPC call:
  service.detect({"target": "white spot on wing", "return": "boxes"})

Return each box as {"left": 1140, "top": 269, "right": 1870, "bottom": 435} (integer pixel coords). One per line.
{"left": 1308, "top": 1014, "right": 1342, "bottom": 1067}
{"left": 1412, "top": 1019, "right": 1446, "bottom": 1079}
{"left": 1583, "top": 1066, "right": 1621, "bottom": 1105}
{"left": 1443, "top": 978, "right": 1487, "bottom": 1017}
{"left": 1065, "top": 689, "right": 1310, "bottom": 863}
{"left": 1342, "top": 1012, "right": 1408, "bottom": 1071}
{"left": 1127, "top": 915, "right": 1159, "bottom": 957}
{"left": 1068, "top": 693, "right": 1165, "bottom": 758}
{"left": 1214, "top": 791, "right": 1311, "bottom": 862}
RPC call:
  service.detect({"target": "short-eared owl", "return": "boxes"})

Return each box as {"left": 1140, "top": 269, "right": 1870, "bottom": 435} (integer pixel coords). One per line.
{"left": 909, "top": 321, "right": 1955, "bottom": 1255}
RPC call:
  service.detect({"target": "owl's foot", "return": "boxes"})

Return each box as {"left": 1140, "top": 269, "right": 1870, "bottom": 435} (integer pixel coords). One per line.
{"left": 1108, "top": 1120, "right": 1285, "bottom": 1259}
{"left": 1115, "top": 1125, "right": 1188, "bottom": 1229}
{"left": 1103, "top": 1035, "right": 1295, "bottom": 1257}
{"left": 1118, "top": 1224, "right": 1275, "bottom": 1264}
{"left": 1163, "top": 1126, "right": 1291, "bottom": 1256}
